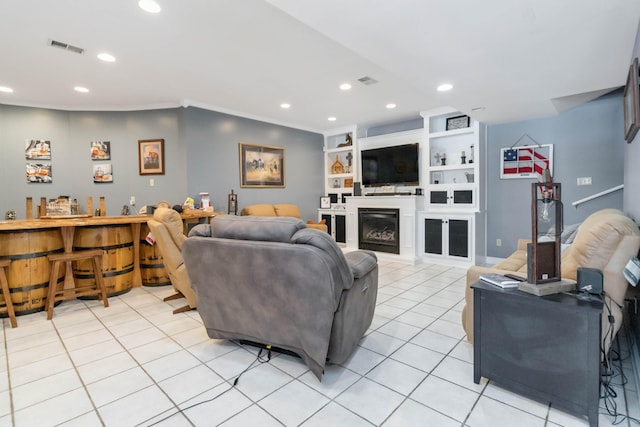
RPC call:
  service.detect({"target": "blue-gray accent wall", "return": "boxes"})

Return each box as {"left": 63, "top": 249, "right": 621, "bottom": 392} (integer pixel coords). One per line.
{"left": 486, "top": 92, "right": 625, "bottom": 258}
{"left": 0, "top": 105, "right": 324, "bottom": 220}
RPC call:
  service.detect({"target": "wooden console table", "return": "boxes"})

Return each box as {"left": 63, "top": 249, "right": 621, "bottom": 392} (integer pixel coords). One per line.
{"left": 472, "top": 281, "right": 602, "bottom": 427}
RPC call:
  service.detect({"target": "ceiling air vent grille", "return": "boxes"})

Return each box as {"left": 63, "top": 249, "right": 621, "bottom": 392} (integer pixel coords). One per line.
{"left": 48, "top": 39, "right": 85, "bottom": 55}
{"left": 357, "top": 76, "right": 378, "bottom": 86}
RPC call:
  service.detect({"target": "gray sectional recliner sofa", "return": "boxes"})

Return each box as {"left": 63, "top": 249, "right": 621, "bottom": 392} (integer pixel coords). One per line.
{"left": 182, "top": 215, "right": 379, "bottom": 380}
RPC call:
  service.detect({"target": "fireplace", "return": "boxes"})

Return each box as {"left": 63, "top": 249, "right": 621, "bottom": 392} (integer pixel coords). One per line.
{"left": 358, "top": 208, "right": 400, "bottom": 254}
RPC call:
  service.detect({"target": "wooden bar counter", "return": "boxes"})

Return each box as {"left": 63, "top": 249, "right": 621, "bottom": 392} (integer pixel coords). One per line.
{"left": 0, "top": 211, "right": 217, "bottom": 317}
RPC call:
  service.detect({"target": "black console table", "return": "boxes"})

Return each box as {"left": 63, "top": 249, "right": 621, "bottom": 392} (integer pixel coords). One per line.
{"left": 472, "top": 281, "right": 603, "bottom": 427}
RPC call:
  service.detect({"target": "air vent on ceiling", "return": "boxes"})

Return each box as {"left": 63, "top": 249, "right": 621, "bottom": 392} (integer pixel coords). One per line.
{"left": 357, "top": 76, "right": 379, "bottom": 86}
{"left": 48, "top": 39, "right": 85, "bottom": 55}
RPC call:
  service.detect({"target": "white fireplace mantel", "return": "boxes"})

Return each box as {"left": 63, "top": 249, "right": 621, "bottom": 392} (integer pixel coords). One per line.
{"left": 345, "top": 196, "right": 425, "bottom": 264}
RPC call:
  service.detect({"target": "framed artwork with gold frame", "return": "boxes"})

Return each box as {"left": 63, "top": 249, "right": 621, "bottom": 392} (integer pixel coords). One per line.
{"left": 138, "top": 139, "right": 165, "bottom": 175}
{"left": 239, "top": 143, "right": 285, "bottom": 188}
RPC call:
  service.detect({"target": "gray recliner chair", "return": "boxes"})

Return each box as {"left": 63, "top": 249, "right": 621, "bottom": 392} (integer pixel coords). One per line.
{"left": 182, "top": 215, "right": 378, "bottom": 380}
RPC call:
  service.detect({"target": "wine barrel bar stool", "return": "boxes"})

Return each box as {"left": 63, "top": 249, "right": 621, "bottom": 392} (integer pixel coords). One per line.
{"left": 46, "top": 249, "right": 109, "bottom": 320}
{"left": 0, "top": 259, "right": 17, "bottom": 328}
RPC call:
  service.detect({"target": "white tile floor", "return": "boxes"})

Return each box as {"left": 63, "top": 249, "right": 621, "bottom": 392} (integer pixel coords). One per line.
{"left": 1, "top": 260, "right": 639, "bottom": 426}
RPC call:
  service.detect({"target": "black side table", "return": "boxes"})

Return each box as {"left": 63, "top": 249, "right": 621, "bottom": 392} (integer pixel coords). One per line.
{"left": 472, "top": 281, "right": 603, "bottom": 427}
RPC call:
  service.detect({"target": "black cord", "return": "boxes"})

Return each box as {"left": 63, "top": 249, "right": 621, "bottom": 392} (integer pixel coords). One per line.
{"left": 144, "top": 346, "right": 271, "bottom": 427}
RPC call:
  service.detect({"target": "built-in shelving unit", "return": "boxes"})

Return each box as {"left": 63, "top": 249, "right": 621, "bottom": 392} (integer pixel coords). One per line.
{"left": 323, "top": 126, "right": 357, "bottom": 202}
{"left": 419, "top": 107, "right": 485, "bottom": 266}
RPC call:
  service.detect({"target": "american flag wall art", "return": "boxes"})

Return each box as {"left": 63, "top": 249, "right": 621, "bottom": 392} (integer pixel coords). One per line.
{"left": 500, "top": 144, "right": 553, "bottom": 180}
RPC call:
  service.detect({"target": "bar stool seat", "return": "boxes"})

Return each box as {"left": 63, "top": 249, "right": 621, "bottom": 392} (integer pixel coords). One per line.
{"left": 46, "top": 249, "right": 109, "bottom": 320}
{"left": 0, "top": 259, "right": 17, "bottom": 328}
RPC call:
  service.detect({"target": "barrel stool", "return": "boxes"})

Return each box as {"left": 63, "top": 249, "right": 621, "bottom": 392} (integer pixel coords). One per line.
{"left": 0, "top": 259, "right": 17, "bottom": 328}
{"left": 46, "top": 249, "right": 109, "bottom": 320}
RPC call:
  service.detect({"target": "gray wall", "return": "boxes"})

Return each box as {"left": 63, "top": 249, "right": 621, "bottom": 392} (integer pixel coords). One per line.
{"left": 486, "top": 92, "right": 625, "bottom": 258}
{"left": 0, "top": 105, "right": 185, "bottom": 217}
{"left": 183, "top": 107, "right": 324, "bottom": 220}
{"left": 0, "top": 105, "right": 323, "bottom": 220}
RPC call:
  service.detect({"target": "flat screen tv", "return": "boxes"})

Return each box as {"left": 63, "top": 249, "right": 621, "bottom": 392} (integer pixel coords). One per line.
{"left": 361, "top": 143, "right": 419, "bottom": 187}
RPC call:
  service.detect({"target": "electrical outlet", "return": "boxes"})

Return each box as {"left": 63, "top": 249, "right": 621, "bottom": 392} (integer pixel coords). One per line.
{"left": 130, "top": 196, "right": 136, "bottom": 205}
{"left": 496, "top": 238, "right": 502, "bottom": 247}
{"left": 577, "top": 177, "right": 592, "bottom": 186}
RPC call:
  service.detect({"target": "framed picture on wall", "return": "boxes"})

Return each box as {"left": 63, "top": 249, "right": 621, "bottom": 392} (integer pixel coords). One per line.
{"left": 624, "top": 57, "right": 640, "bottom": 143}
{"left": 25, "top": 139, "right": 51, "bottom": 160}
{"left": 138, "top": 139, "right": 165, "bottom": 175}
{"left": 93, "top": 163, "right": 113, "bottom": 183}
{"left": 91, "top": 141, "right": 111, "bottom": 160}
{"left": 239, "top": 142, "right": 285, "bottom": 188}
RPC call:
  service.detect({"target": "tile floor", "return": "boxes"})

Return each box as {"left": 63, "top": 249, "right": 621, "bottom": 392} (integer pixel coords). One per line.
{"left": 1, "top": 260, "right": 639, "bottom": 426}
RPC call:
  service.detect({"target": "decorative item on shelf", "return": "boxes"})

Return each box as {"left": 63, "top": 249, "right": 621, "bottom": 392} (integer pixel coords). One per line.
{"left": 228, "top": 190, "right": 238, "bottom": 215}
{"left": 5, "top": 211, "right": 16, "bottom": 220}
{"left": 440, "top": 153, "right": 446, "bottom": 166}
{"left": 337, "top": 133, "right": 353, "bottom": 147}
{"left": 344, "top": 178, "right": 353, "bottom": 188}
{"left": 461, "top": 150, "right": 466, "bottom": 164}
{"left": 345, "top": 151, "right": 353, "bottom": 173}
{"left": 469, "top": 144, "right": 474, "bottom": 163}
{"left": 320, "top": 196, "right": 331, "bottom": 209}
{"left": 434, "top": 152, "right": 442, "bottom": 166}
{"left": 465, "top": 172, "right": 474, "bottom": 183}
{"left": 446, "top": 115, "right": 470, "bottom": 131}
{"left": 332, "top": 179, "right": 340, "bottom": 188}
{"left": 331, "top": 155, "right": 344, "bottom": 174}
{"left": 121, "top": 205, "right": 130, "bottom": 215}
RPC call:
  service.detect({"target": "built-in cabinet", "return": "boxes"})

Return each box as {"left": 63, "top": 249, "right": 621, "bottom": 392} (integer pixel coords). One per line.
{"left": 419, "top": 212, "right": 474, "bottom": 264}
{"left": 322, "top": 109, "right": 484, "bottom": 267}
{"left": 323, "top": 126, "right": 357, "bottom": 202}
{"left": 318, "top": 208, "right": 346, "bottom": 244}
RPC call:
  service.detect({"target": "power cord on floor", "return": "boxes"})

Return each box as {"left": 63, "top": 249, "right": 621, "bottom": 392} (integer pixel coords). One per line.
{"left": 599, "top": 293, "right": 640, "bottom": 425}
{"left": 144, "top": 345, "right": 272, "bottom": 427}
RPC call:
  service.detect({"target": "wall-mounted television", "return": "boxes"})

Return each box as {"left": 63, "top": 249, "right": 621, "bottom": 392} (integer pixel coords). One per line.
{"left": 361, "top": 143, "right": 419, "bottom": 187}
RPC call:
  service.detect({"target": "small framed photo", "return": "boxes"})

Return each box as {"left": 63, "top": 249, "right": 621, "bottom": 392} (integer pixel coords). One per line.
{"left": 91, "top": 141, "right": 111, "bottom": 160}
{"left": 320, "top": 196, "right": 331, "bottom": 209}
{"left": 138, "top": 139, "right": 165, "bottom": 175}
{"left": 446, "top": 115, "right": 470, "bottom": 131}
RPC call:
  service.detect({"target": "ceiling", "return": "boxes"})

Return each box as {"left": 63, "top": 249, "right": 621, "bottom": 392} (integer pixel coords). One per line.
{"left": 0, "top": 0, "right": 638, "bottom": 133}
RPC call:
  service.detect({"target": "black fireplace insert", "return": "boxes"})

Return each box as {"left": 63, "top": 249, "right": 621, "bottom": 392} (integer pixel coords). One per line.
{"left": 358, "top": 208, "right": 400, "bottom": 254}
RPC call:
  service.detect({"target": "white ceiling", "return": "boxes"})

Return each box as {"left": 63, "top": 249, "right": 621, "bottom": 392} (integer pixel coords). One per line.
{"left": 0, "top": 0, "right": 638, "bottom": 133}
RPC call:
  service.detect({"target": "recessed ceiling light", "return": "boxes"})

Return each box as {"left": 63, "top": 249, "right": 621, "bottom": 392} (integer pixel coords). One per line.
{"left": 97, "top": 52, "right": 116, "bottom": 62}
{"left": 339, "top": 83, "right": 351, "bottom": 91}
{"left": 437, "top": 83, "right": 453, "bottom": 92}
{"left": 386, "top": 103, "right": 396, "bottom": 109}
{"left": 138, "top": 0, "right": 161, "bottom": 13}
{"left": 471, "top": 107, "right": 486, "bottom": 112}
{"left": 74, "top": 86, "right": 89, "bottom": 93}
{"left": 0, "top": 86, "right": 13, "bottom": 93}
{"left": 328, "top": 116, "right": 337, "bottom": 122}
{"left": 280, "top": 103, "right": 291, "bottom": 109}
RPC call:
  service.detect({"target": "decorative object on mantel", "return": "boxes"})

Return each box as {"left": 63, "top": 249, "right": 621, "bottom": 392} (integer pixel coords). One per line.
{"left": 461, "top": 150, "right": 466, "bottom": 164}
{"left": 331, "top": 155, "right": 344, "bottom": 174}
{"left": 5, "top": 211, "right": 16, "bottom": 221}
{"left": 469, "top": 144, "right": 474, "bottom": 163}
{"left": 500, "top": 134, "right": 553, "bottom": 180}
{"left": 440, "top": 153, "right": 446, "bottom": 166}
{"left": 623, "top": 57, "right": 640, "bottom": 143}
